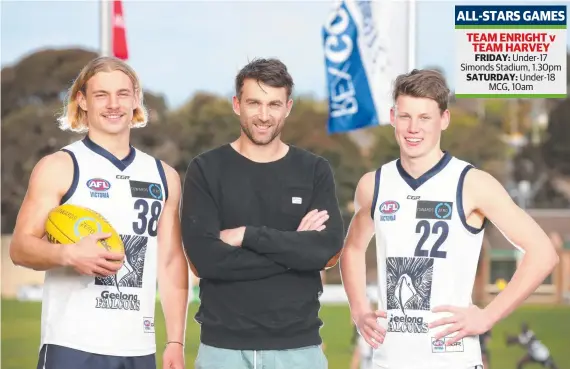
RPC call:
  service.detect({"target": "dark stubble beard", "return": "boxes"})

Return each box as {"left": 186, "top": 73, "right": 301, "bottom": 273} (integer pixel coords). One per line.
{"left": 240, "top": 118, "right": 284, "bottom": 146}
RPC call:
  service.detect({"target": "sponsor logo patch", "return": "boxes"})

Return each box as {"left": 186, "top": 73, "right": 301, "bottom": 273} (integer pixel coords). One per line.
{"left": 431, "top": 337, "right": 465, "bottom": 353}
{"left": 143, "top": 317, "right": 155, "bottom": 333}
{"left": 416, "top": 201, "right": 453, "bottom": 220}
{"left": 431, "top": 337, "right": 445, "bottom": 353}
{"left": 130, "top": 180, "right": 163, "bottom": 200}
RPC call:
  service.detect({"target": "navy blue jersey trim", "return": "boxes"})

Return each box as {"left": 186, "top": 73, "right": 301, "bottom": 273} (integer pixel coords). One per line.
{"left": 156, "top": 159, "right": 169, "bottom": 201}
{"left": 82, "top": 135, "right": 136, "bottom": 172}
{"left": 396, "top": 151, "right": 452, "bottom": 191}
{"left": 457, "top": 165, "right": 487, "bottom": 234}
{"left": 371, "top": 168, "right": 381, "bottom": 220}
{"left": 60, "top": 149, "right": 79, "bottom": 205}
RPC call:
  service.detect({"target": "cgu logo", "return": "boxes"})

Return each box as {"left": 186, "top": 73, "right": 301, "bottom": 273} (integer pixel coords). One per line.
{"left": 87, "top": 178, "right": 111, "bottom": 192}
{"left": 380, "top": 200, "right": 400, "bottom": 214}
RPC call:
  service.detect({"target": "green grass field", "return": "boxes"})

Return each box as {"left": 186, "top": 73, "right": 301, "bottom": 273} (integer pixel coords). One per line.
{"left": 1, "top": 299, "right": 568, "bottom": 369}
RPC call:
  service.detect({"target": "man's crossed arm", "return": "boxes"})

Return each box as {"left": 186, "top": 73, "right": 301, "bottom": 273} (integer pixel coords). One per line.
{"left": 181, "top": 157, "right": 344, "bottom": 281}
{"left": 219, "top": 158, "right": 344, "bottom": 272}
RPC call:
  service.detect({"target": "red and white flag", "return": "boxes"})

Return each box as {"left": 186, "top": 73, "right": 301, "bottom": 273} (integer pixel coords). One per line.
{"left": 112, "top": 0, "right": 128, "bottom": 60}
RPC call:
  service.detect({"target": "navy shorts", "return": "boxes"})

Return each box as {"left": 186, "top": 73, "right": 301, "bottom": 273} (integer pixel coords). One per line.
{"left": 37, "top": 344, "right": 156, "bottom": 369}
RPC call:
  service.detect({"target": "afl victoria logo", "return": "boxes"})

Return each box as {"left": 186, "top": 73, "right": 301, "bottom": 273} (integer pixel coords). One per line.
{"left": 87, "top": 178, "right": 111, "bottom": 192}
{"left": 380, "top": 200, "right": 400, "bottom": 214}
{"left": 431, "top": 338, "right": 445, "bottom": 353}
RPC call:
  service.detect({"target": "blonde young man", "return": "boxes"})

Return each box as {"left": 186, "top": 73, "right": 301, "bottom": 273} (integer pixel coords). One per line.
{"left": 340, "top": 69, "right": 559, "bottom": 369}
{"left": 9, "top": 56, "right": 189, "bottom": 369}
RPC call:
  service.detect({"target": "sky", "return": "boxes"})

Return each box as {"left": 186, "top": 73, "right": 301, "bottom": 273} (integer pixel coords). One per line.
{"left": 2, "top": 0, "right": 570, "bottom": 109}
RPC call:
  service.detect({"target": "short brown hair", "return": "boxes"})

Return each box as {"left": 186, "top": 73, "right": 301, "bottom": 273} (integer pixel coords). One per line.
{"left": 57, "top": 56, "right": 148, "bottom": 132}
{"left": 392, "top": 69, "right": 450, "bottom": 113}
{"left": 235, "top": 58, "right": 294, "bottom": 99}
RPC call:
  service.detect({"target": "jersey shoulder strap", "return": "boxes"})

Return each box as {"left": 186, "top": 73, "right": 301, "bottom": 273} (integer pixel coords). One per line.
{"left": 370, "top": 159, "right": 398, "bottom": 220}
{"left": 131, "top": 146, "right": 170, "bottom": 202}
{"left": 57, "top": 139, "right": 86, "bottom": 205}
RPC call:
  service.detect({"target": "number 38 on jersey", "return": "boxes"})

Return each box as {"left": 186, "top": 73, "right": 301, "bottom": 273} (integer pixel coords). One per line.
{"left": 129, "top": 180, "right": 164, "bottom": 238}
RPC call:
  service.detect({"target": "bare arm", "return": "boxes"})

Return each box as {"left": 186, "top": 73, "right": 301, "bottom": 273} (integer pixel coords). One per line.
{"left": 157, "top": 163, "right": 189, "bottom": 345}
{"left": 10, "top": 152, "right": 75, "bottom": 270}
{"left": 466, "top": 169, "right": 559, "bottom": 325}
{"left": 10, "top": 151, "right": 123, "bottom": 275}
{"left": 340, "top": 171, "right": 377, "bottom": 318}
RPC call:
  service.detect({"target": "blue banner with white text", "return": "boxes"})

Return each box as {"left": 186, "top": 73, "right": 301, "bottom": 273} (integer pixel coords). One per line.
{"left": 322, "top": 1, "right": 378, "bottom": 134}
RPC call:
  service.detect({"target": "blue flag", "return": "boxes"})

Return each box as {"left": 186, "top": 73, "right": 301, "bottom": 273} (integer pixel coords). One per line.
{"left": 322, "top": 0, "right": 412, "bottom": 134}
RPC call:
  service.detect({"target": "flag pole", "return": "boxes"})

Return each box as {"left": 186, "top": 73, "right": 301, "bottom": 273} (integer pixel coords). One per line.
{"left": 100, "top": 0, "right": 111, "bottom": 56}
{"left": 408, "top": 0, "right": 416, "bottom": 71}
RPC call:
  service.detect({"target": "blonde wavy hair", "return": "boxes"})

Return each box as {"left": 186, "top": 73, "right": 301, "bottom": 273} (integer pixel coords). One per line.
{"left": 57, "top": 56, "right": 148, "bottom": 132}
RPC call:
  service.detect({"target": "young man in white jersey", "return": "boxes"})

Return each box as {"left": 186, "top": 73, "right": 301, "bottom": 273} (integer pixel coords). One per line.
{"left": 339, "top": 69, "right": 559, "bottom": 369}
{"left": 9, "top": 56, "right": 189, "bottom": 369}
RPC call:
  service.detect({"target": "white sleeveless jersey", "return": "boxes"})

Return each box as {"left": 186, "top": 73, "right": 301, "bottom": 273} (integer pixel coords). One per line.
{"left": 371, "top": 153, "right": 485, "bottom": 369}
{"left": 40, "top": 137, "right": 168, "bottom": 356}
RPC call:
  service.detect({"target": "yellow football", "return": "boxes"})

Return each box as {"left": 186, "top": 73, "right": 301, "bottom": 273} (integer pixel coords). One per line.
{"left": 45, "top": 204, "right": 125, "bottom": 257}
